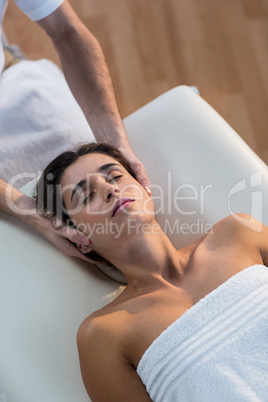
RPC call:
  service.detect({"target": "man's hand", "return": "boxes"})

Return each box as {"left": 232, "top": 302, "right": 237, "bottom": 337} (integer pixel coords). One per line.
{"left": 118, "top": 146, "right": 151, "bottom": 195}
{"left": 0, "top": 178, "right": 91, "bottom": 262}
{"left": 31, "top": 214, "right": 92, "bottom": 262}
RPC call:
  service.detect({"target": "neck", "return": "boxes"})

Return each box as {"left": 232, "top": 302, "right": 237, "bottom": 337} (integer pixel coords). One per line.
{"left": 103, "top": 222, "right": 188, "bottom": 291}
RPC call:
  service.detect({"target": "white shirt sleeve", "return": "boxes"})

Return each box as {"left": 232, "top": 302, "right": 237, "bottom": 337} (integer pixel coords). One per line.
{"left": 15, "top": 0, "right": 65, "bottom": 21}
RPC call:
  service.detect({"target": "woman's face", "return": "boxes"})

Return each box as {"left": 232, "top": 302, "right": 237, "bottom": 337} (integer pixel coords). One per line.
{"left": 60, "top": 152, "right": 155, "bottom": 254}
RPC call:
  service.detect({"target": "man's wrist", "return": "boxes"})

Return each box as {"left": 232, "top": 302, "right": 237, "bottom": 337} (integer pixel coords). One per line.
{"left": 12, "top": 193, "right": 40, "bottom": 226}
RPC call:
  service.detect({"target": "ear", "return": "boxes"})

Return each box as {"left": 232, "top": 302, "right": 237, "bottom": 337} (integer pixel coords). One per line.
{"left": 76, "top": 241, "right": 106, "bottom": 265}
{"left": 76, "top": 240, "right": 93, "bottom": 255}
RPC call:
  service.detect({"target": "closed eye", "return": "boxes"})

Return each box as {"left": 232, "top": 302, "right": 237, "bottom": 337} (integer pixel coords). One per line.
{"left": 108, "top": 175, "right": 123, "bottom": 183}
{"left": 83, "top": 191, "right": 96, "bottom": 204}
{"left": 83, "top": 175, "right": 123, "bottom": 204}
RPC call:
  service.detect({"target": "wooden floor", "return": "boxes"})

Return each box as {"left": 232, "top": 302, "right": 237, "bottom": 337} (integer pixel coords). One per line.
{"left": 3, "top": 0, "right": 268, "bottom": 164}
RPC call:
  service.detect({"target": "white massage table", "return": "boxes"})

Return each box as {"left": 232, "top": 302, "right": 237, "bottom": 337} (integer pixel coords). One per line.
{"left": 0, "top": 86, "right": 267, "bottom": 402}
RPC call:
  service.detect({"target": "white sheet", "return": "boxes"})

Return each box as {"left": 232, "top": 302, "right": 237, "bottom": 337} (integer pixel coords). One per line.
{"left": 0, "top": 59, "right": 95, "bottom": 189}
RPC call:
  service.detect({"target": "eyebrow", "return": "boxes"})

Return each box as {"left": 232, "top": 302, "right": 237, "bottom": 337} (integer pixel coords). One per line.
{"left": 70, "top": 163, "right": 121, "bottom": 203}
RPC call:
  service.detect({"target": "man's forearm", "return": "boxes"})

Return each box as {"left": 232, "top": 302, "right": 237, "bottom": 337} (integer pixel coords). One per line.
{"left": 37, "top": 1, "right": 130, "bottom": 149}
{"left": 0, "top": 177, "right": 91, "bottom": 256}
{"left": 0, "top": 178, "right": 38, "bottom": 225}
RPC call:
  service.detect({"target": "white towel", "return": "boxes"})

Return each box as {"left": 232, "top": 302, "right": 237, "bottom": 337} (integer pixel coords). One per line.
{"left": 0, "top": 59, "right": 95, "bottom": 189}
{"left": 137, "top": 264, "right": 268, "bottom": 402}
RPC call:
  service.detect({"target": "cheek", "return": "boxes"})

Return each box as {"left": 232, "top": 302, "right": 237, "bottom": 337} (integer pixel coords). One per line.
{"left": 70, "top": 209, "right": 99, "bottom": 226}
{"left": 68, "top": 206, "right": 110, "bottom": 238}
{"left": 120, "top": 179, "right": 144, "bottom": 198}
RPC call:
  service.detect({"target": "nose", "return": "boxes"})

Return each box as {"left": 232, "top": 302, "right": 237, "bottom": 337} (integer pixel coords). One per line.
{"left": 99, "top": 179, "right": 119, "bottom": 202}
{"left": 106, "top": 187, "right": 119, "bottom": 201}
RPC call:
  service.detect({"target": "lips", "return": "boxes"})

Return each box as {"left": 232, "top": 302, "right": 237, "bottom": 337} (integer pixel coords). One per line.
{"left": 112, "top": 198, "right": 134, "bottom": 217}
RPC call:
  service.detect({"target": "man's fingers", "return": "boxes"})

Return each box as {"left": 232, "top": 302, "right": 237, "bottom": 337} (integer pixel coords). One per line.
{"left": 130, "top": 159, "right": 152, "bottom": 195}
{"left": 58, "top": 225, "right": 90, "bottom": 246}
{"left": 118, "top": 147, "right": 152, "bottom": 195}
{"left": 135, "top": 163, "right": 152, "bottom": 195}
{"left": 56, "top": 231, "right": 96, "bottom": 262}
{"left": 67, "top": 244, "right": 94, "bottom": 262}
{"left": 66, "top": 240, "right": 100, "bottom": 264}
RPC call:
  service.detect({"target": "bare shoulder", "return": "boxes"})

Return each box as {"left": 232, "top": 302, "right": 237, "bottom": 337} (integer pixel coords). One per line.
{"left": 209, "top": 213, "right": 263, "bottom": 236}
{"left": 208, "top": 214, "right": 268, "bottom": 265}
{"left": 77, "top": 299, "right": 134, "bottom": 374}
{"left": 213, "top": 213, "right": 266, "bottom": 236}
{"left": 77, "top": 305, "right": 123, "bottom": 352}
{"left": 77, "top": 306, "right": 152, "bottom": 401}
{"left": 77, "top": 285, "right": 131, "bottom": 344}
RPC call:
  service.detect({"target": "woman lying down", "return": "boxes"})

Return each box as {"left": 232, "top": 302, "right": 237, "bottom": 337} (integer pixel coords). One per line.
{"left": 35, "top": 142, "right": 268, "bottom": 402}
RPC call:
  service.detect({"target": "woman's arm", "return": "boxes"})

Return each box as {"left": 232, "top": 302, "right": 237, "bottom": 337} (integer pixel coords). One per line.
{"left": 77, "top": 316, "right": 152, "bottom": 402}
